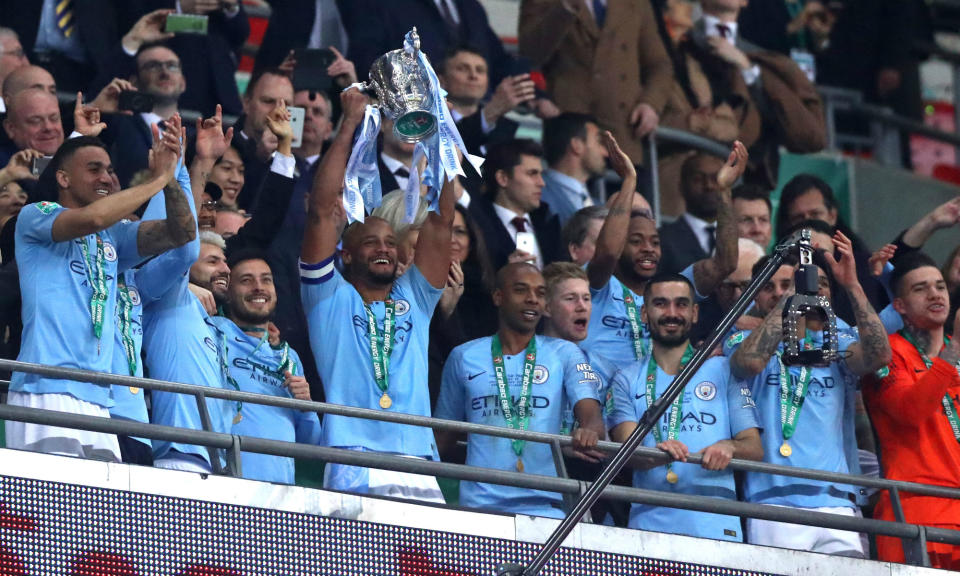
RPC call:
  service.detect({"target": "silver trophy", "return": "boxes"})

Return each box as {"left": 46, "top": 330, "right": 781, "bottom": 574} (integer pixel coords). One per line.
{"left": 362, "top": 28, "right": 438, "bottom": 143}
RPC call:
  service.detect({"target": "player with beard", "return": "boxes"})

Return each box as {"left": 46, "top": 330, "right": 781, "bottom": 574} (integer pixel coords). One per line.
{"left": 725, "top": 231, "right": 891, "bottom": 556}
{"left": 298, "top": 88, "right": 458, "bottom": 500}
{"left": 581, "top": 142, "right": 746, "bottom": 369}
{"left": 209, "top": 252, "right": 320, "bottom": 484}
{"left": 435, "top": 263, "right": 604, "bottom": 518}
{"left": 861, "top": 253, "right": 960, "bottom": 569}
{"left": 607, "top": 273, "right": 762, "bottom": 541}
{"left": 143, "top": 108, "right": 238, "bottom": 473}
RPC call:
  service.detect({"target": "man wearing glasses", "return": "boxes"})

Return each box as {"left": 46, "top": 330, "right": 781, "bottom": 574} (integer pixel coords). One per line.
{"left": 100, "top": 42, "right": 188, "bottom": 187}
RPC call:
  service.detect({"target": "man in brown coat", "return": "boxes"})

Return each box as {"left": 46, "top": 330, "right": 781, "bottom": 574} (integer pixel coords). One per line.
{"left": 691, "top": 0, "right": 826, "bottom": 187}
{"left": 518, "top": 0, "right": 674, "bottom": 167}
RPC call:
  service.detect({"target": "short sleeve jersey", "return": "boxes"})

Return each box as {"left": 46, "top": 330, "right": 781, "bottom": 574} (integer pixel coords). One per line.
{"left": 724, "top": 328, "right": 860, "bottom": 508}
{"left": 210, "top": 317, "right": 322, "bottom": 484}
{"left": 582, "top": 265, "right": 698, "bottom": 369}
{"left": 300, "top": 257, "right": 442, "bottom": 457}
{"left": 13, "top": 202, "right": 141, "bottom": 407}
{"left": 606, "top": 356, "right": 760, "bottom": 542}
{"left": 435, "top": 335, "right": 600, "bottom": 518}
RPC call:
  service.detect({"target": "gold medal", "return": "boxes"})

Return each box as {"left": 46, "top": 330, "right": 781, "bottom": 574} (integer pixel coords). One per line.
{"left": 780, "top": 442, "right": 792, "bottom": 457}
{"left": 233, "top": 412, "right": 243, "bottom": 425}
{"left": 379, "top": 393, "right": 392, "bottom": 409}
{"left": 516, "top": 458, "right": 524, "bottom": 473}
{"left": 129, "top": 387, "right": 140, "bottom": 395}
{"left": 666, "top": 470, "right": 679, "bottom": 484}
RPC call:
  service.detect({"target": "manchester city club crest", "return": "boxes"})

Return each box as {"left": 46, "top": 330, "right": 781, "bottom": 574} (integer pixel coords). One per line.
{"left": 695, "top": 381, "right": 717, "bottom": 401}
{"left": 128, "top": 287, "right": 141, "bottom": 306}
{"left": 103, "top": 242, "right": 118, "bottom": 262}
{"left": 533, "top": 365, "right": 549, "bottom": 384}
{"left": 394, "top": 299, "right": 411, "bottom": 316}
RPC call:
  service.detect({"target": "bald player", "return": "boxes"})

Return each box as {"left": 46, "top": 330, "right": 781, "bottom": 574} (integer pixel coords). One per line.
{"left": 298, "top": 87, "right": 457, "bottom": 501}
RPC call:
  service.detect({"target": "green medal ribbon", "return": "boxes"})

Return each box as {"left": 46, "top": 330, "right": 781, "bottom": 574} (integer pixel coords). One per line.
{"left": 646, "top": 344, "right": 695, "bottom": 477}
{"left": 78, "top": 233, "right": 108, "bottom": 345}
{"left": 898, "top": 330, "right": 960, "bottom": 446}
{"left": 242, "top": 326, "right": 296, "bottom": 378}
{"left": 491, "top": 334, "right": 537, "bottom": 464}
{"left": 365, "top": 300, "right": 396, "bottom": 399}
{"left": 115, "top": 275, "right": 138, "bottom": 376}
{"left": 622, "top": 286, "right": 649, "bottom": 360}
{"left": 776, "top": 351, "right": 812, "bottom": 442}
{"left": 217, "top": 330, "right": 243, "bottom": 420}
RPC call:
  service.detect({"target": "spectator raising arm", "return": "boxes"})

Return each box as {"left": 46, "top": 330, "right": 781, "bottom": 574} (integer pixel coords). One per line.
{"left": 302, "top": 88, "right": 368, "bottom": 264}
{"left": 191, "top": 105, "right": 234, "bottom": 198}
{"left": 587, "top": 131, "right": 636, "bottom": 290}
{"left": 690, "top": 142, "right": 747, "bottom": 295}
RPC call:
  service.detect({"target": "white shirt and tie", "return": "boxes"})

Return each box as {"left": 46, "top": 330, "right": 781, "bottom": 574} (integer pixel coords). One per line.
{"left": 702, "top": 14, "right": 761, "bottom": 86}
{"left": 492, "top": 203, "right": 544, "bottom": 268}
{"left": 682, "top": 212, "right": 717, "bottom": 256}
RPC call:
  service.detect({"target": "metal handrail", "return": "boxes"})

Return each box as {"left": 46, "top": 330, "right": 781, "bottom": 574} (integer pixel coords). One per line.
{"left": 2, "top": 357, "right": 960, "bottom": 502}
{"left": 2, "top": 402, "right": 960, "bottom": 550}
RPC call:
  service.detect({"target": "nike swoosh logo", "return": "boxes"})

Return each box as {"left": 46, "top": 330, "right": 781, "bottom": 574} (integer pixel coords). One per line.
{"left": 635, "top": 394, "right": 645, "bottom": 400}
{"left": 467, "top": 371, "right": 487, "bottom": 381}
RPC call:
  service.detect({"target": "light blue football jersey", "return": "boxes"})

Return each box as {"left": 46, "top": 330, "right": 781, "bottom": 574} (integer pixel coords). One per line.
{"left": 435, "top": 335, "right": 601, "bottom": 518}
{"left": 13, "top": 201, "right": 142, "bottom": 407}
{"left": 582, "top": 265, "right": 698, "bottom": 369}
{"left": 724, "top": 328, "right": 860, "bottom": 508}
{"left": 300, "top": 257, "right": 442, "bottom": 458}
{"left": 209, "top": 317, "right": 321, "bottom": 483}
{"left": 607, "top": 355, "right": 760, "bottom": 542}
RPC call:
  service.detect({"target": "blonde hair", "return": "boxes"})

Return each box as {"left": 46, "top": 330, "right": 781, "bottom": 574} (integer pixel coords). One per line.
{"left": 371, "top": 189, "right": 428, "bottom": 237}
{"left": 542, "top": 262, "right": 588, "bottom": 298}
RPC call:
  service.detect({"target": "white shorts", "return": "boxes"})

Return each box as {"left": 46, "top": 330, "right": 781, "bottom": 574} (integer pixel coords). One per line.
{"left": 324, "top": 449, "right": 445, "bottom": 504}
{"left": 4, "top": 391, "right": 120, "bottom": 462}
{"left": 747, "top": 505, "right": 865, "bottom": 558}
{"left": 155, "top": 452, "right": 213, "bottom": 474}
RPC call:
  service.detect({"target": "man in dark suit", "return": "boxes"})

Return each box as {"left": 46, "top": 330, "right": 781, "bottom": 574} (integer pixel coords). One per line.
{"left": 339, "top": 0, "right": 513, "bottom": 87}
{"left": 255, "top": 0, "right": 349, "bottom": 71}
{"left": 91, "top": 3, "right": 248, "bottom": 116}
{"left": 468, "top": 139, "right": 562, "bottom": 271}
{"left": 100, "top": 42, "right": 187, "bottom": 187}
{"left": 658, "top": 153, "right": 727, "bottom": 275}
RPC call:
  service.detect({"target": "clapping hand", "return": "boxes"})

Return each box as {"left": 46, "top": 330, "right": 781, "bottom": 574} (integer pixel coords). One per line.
{"left": 602, "top": 130, "right": 636, "bottom": 182}
{"left": 716, "top": 140, "right": 748, "bottom": 190}
{"left": 149, "top": 113, "right": 184, "bottom": 184}
{"left": 868, "top": 244, "right": 897, "bottom": 277}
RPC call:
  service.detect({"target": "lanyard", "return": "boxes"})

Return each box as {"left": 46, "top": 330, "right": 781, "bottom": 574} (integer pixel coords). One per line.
{"left": 115, "top": 275, "right": 137, "bottom": 376}
{"left": 491, "top": 334, "right": 537, "bottom": 472}
{"left": 899, "top": 330, "right": 960, "bottom": 446}
{"left": 622, "top": 285, "right": 649, "bottom": 360}
{"left": 78, "top": 233, "right": 108, "bottom": 348}
{"left": 365, "top": 300, "right": 396, "bottom": 408}
{"left": 646, "top": 344, "right": 694, "bottom": 482}
{"left": 775, "top": 350, "right": 812, "bottom": 457}
{"left": 241, "top": 327, "right": 296, "bottom": 377}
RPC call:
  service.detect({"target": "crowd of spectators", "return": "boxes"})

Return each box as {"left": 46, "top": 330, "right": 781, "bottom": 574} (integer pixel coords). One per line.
{"left": 0, "top": 0, "right": 957, "bottom": 569}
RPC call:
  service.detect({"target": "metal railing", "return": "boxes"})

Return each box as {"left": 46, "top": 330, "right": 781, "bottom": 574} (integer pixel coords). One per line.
{"left": 1, "top": 358, "right": 959, "bottom": 566}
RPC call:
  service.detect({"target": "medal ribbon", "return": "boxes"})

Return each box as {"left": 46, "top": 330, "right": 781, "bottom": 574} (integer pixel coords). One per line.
{"left": 776, "top": 351, "right": 812, "bottom": 442}
{"left": 899, "top": 330, "right": 960, "bottom": 446}
{"left": 78, "top": 233, "right": 108, "bottom": 342}
{"left": 365, "top": 300, "right": 396, "bottom": 397}
{"left": 115, "top": 275, "right": 138, "bottom": 376}
{"left": 646, "top": 345, "right": 695, "bottom": 473}
{"left": 491, "top": 334, "right": 537, "bottom": 458}
{"left": 217, "top": 330, "right": 243, "bottom": 418}
{"left": 622, "top": 286, "right": 649, "bottom": 360}
{"left": 241, "top": 327, "right": 296, "bottom": 378}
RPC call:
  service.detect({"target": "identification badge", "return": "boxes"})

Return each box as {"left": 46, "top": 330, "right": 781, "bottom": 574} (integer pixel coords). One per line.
{"left": 790, "top": 49, "right": 816, "bottom": 82}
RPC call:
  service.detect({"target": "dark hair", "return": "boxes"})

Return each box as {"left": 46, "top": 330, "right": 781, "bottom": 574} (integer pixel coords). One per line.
{"left": 244, "top": 67, "right": 291, "bottom": 98}
{"left": 780, "top": 218, "right": 835, "bottom": 241}
{"left": 542, "top": 112, "right": 596, "bottom": 166}
{"left": 454, "top": 203, "right": 496, "bottom": 294}
{"left": 226, "top": 247, "right": 272, "bottom": 271}
{"left": 134, "top": 41, "right": 176, "bottom": 64}
{"left": 49, "top": 136, "right": 108, "bottom": 175}
{"left": 562, "top": 205, "right": 608, "bottom": 248}
{"left": 482, "top": 139, "right": 543, "bottom": 198}
{"left": 643, "top": 272, "right": 696, "bottom": 300}
{"left": 891, "top": 251, "right": 941, "bottom": 297}
{"left": 775, "top": 174, "right": 839, "bottom": 237}
{"left": 438, "top": 44, "right": 486, "bottom": 75}
{"left": 732, "top": 183, "right": 772, "bottom": 213}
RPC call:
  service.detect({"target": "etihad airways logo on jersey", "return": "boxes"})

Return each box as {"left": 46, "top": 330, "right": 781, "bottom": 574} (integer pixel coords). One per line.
{"left": 352, "top": 316, "right": 414, "bottom": 342}
{"left": 231, "top": 357, "right": 286, "bottom": 387}
{"left": 635, "top": 392, "right": 718, "bottom": 432}
{"left": 600, "top": 316, "right": 650, "bottom": 338}
{"left": 764, "top": 373, "right": 837, "bottom": 398}
{"left": 471, "top": 394, "right": 551, "bottom": 417}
